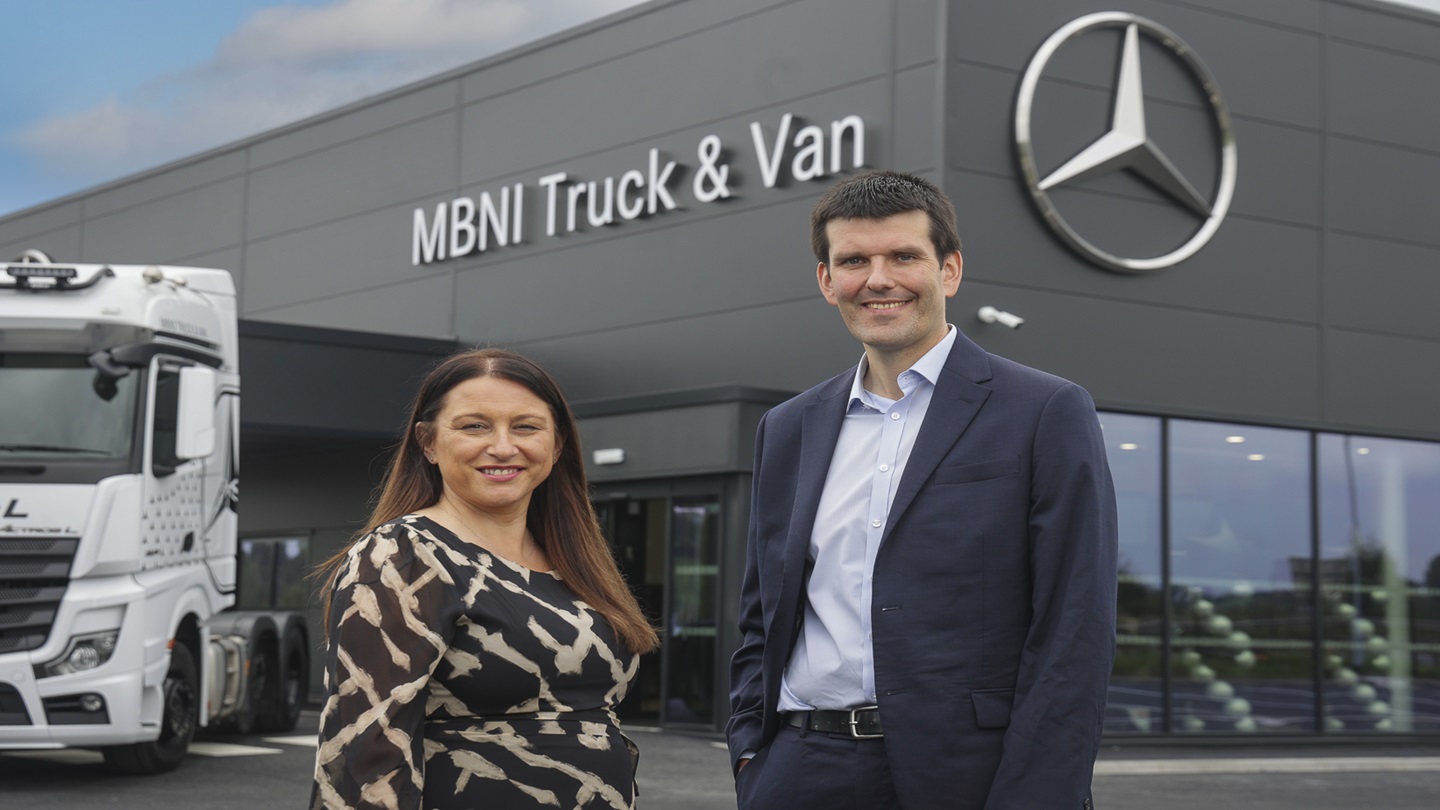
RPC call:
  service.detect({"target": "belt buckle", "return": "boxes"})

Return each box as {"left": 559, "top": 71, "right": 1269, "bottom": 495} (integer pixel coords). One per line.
{"left": 846, "top": 705, "right": 882, "bottom": 739}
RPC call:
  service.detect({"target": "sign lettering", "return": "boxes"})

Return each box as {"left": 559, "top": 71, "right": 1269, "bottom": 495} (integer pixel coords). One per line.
{"left": 411, "top": 112, "right": 868, "bottom": 266}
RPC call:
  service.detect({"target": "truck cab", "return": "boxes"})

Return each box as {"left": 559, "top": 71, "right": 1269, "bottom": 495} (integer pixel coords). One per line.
{"left": 0, "top": 251, "right": 306, "bottom": 773}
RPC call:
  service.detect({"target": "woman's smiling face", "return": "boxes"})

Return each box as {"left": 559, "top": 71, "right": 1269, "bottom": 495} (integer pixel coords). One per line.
{"left": 421, "top": 375, "right": 558, "bottom": 517}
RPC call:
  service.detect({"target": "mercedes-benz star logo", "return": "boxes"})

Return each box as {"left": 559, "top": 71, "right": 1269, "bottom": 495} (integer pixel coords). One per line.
{"left": 1015, "top": 12, "right": 1237, "bottom": 273}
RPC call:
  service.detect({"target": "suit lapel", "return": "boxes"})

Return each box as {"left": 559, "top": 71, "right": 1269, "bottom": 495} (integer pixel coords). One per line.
{"left": 883, "top": 333, "right": 993, "bottom": 543}
{"left": 775, "top": 373, "right": 850, "bottom": 626}
{"left": 785, "top": 385, "right": 849, "bottom": 572}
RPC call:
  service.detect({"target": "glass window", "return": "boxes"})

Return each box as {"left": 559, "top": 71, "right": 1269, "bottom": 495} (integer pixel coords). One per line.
{"left": 0, "top": 353, "right": 138, "bottom": 459}
{"left": 151, "top": 368, "right": 181, "bottom": 473}
{"left": 667, "top": 497, "right": 719, "bottom": 725}
{"left": 1318, "top": 435, "right": 1440, "bottom": 732}
{"left": 1101, "top": 414, "right": 1164, "bottom": 734}
{"left": 1168, "top": 420, "right": 1314, "bottom": 733}
{"left": 237, "top": 536, "right": 310, "bottom": 610}
{"left": 597, "top": 497, "right": 665, "bottom": 724}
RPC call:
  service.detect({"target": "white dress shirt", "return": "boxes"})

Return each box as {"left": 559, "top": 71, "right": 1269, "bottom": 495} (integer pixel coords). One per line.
{"left": 778, "top": 325, "right": 957, "bottom": 711}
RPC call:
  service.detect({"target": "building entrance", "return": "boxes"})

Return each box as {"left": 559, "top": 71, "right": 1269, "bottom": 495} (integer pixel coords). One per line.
{"left": 594, "top": 488, "right": 723, "bottom": 729}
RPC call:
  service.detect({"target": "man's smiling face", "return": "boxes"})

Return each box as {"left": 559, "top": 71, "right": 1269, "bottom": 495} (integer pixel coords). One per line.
{"left": 817, "top": 209, "right": 962, "bottom": 365}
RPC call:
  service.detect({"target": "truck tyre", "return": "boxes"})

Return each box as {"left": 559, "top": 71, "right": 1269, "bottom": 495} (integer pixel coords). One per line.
{"left": 256, "top": 641, "right": 305, "bottom": 733}
{"left": 102, "top": 644, "right": 199, "bottom": 774}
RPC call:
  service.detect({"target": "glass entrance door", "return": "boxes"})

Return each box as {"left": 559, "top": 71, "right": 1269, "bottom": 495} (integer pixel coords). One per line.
{"left": 595, "top": 497, "right": 665, "bottom": 724}
{"left": 664, "top": 497, "right": 721, "bottom": 726}
{"left": 594, "top": 489, "right": 724, "bottom": 729}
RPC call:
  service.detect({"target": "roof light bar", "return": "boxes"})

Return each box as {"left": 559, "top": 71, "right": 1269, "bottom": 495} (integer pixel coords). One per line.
{"left": 2, "top": 263, "right": 112, "bottom": 292}
{"left": 8, "top": 264, "right": 79, "bottom": 280}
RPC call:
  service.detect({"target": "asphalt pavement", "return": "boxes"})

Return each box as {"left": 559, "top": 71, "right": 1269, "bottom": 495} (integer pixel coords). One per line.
{"left": 5, "top": 711, "right": 1439, "bottom": 809}
{"left": 633, "top": 728, "right": 1440, "bottom": 810}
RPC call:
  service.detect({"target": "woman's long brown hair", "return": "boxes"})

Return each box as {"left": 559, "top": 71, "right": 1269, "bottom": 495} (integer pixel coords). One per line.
{"left": 315, "top": 348, "right": 659, "bottom": 655}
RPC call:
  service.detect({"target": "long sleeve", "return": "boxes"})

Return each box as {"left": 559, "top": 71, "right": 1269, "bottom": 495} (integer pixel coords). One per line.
{"left": 726, "top": 411, "right": 769, "bottom": 773}
{"left": 986, "top": 382, "right": 1119, "bottom": 809}
{"left": 312, "top": 523, "right": 463, "bottom": 810}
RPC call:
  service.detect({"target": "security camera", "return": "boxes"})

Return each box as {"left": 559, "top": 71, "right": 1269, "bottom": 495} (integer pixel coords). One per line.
{"left": 978, "top": 306, "right": 1024, "bottom": 330}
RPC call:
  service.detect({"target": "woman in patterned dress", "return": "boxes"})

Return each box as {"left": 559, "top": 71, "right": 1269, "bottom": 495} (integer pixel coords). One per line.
{"left": 311, "top": 349, "right": 659, "bottom": 810}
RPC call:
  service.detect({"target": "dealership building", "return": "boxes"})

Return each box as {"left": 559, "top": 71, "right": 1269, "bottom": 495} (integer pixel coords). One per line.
{"left": 2, "top": 0, "right": 1438, "bottom": 739}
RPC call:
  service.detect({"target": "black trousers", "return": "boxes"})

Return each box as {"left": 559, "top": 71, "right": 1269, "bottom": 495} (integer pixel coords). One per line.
{"left": 736, "top": 722, "right": 903, "bottom": 809}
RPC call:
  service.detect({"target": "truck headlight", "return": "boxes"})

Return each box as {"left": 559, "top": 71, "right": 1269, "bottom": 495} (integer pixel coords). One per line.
{"left": 36, "top": 631, "right": 120, "bottom": 678}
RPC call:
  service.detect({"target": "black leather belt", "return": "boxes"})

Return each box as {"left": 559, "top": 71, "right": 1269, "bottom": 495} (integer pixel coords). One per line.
{"left": 786, "top": 706, "right": 883, "bottom": 739}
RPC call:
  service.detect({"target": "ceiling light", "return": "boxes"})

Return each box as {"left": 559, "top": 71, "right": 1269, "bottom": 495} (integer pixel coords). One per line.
{"left": 1247, "top": 454, "right": 1265, "bottom": 462}
{"left": 1225, "top": 436, "right": 1245, "bottom": 444}
{"left": 1119, "top": 443, "right": 1138, "bottom": 451}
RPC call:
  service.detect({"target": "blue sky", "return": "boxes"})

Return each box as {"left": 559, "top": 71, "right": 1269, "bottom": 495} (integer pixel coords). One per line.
{"left": 2, "top": 0, "right": 1438, "bottom": 219}
{"left": 0, "top": 0, "right": 646, "bottom": 216}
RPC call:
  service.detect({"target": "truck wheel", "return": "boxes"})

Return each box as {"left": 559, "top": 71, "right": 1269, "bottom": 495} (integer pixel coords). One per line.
{"left": 103, "top": 644, "right": 199, "bottom": 774}
{"left": 255, "top": 643, "right": 305, "bottom": 732}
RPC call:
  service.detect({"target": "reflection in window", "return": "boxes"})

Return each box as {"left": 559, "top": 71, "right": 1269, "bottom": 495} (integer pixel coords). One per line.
{"left": 238, "top": 536, "right": 311, "bottom": 610}
{"left": 1168, "top": 420, "right": 1314, "bottom": 733}
{"left": 1101, "top": 414, "right": 1163, "bottom": 733}
{"left": 0, "top": 353, "right": 138, "bottom": 458}
{"left": 667, "top": 498, "right": 719, "bottom": 725}
{"left": 1318, "top": 435, "right": 1440, "bottom": 732}
{"left": 152, "top": 369, "right": 181, "bottom": 472}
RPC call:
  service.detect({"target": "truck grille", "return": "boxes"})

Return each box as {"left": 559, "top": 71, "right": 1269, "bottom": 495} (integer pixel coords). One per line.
{"left": 0, "top": 536, "right": 78, "bottom": 654}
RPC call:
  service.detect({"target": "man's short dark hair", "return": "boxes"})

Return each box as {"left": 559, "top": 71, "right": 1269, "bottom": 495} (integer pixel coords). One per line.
{"left": 810, "top": 170, "right": 962, "bottom": 264}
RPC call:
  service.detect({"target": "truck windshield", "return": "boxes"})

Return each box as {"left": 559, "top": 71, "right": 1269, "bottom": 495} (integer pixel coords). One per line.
{"left": 0, "top": 353, "right": 139, "bottom": 459}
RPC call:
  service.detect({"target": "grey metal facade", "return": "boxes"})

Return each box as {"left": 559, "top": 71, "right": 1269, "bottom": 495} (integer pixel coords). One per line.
{"left": 2, "top": 0, "right": 1438, "bottom": 731}
{"left": 2, "top": 0, "right": 1436, "bottom": 437}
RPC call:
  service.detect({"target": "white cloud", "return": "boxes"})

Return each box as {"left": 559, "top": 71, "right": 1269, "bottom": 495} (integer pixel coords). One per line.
{"left": 214, "top": 0, "right": 531, "bottom": 68}
{"left": 12, "top": 0, "right": 643, "bottom": 184}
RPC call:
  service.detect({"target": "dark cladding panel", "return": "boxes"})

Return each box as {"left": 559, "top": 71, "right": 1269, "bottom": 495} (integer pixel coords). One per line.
{"left": 948, "top": 172, "right": 1322, "bottom": 324}
{"left": 1327, "top": 138, "right": 1440, "bottom": 249}
{"left": 515, "top": 298, "right": 857, "bottom": 404}
{"left": 580, "top": 403, "right": 741, "bottom": 482}
{"left": 242, "top": 274, "right": 458, "bottom": 341}
{"left": 459, "top": 0, "right": 784, "bottom": 104}
{"left": 243, "top": 204, "right": 451, "bottom": 314}
{"left": 1324, "top": 328, "right": 1440, "bottom": 440}
{"left": 239, "top": 441, "right": 387, "bottom": 534}
{"left": 458, "top": 0, "right": 892, "bottom": 187}
{"left": 1165, "top": 0, "right": 1321, "bottom": 29}
{"left": 1324, "top": 232, "right": 1440, "bottom": 343}
{"left": 0, "top": 201, "right": 82, "bottom": 247}
{"left": 893, "top": 65, "right": 940, "bottom": 172}
{"left": 249, "top": 81, "right": 460, "bottom": 170}
{"left": 84, "top": 151, "right": 248, "bottom": 218}
{"left": 0, "top": 226, "right": 81, "bottom": 266}
{"left": 956, "top": 280, "right": 1322, "bottom": 425}
{"left": 174, "top": 246, "right": 243, "bottom": 283}
{"left": 245, "top": 114, "right": 459, "bottom": 242}
{"left": 896, "top": 0, "right": 943, "bottom": 70}
{"left": 238, "top": 321, "right": 455, "bottom": 438}
{"left": 1327, "top": 39, "right": 1440, "bottom": 155}
{"left": 453, "top": 195, "right": 819, "bottom": 346}
{"left": 1327, "top": 1, "right": 1440, "bottom": 60}
{"left": 950, "top": 0, "right": 1322, "bottom": 129}
{"left": 80, "top": 178, "right": 247, "bottom": 265}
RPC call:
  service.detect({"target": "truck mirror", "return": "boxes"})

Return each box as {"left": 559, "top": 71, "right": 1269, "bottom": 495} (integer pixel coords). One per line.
{"left": 88, "top": 349, "right": 131, "bottom": 402}
{"left": 174, "top": 366, "right": 217, "bottom": 460}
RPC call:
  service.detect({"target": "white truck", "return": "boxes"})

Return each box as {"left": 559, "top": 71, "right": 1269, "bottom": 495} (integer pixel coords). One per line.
{"left": 0, "top": 250, "right": 308, "bottom": 773}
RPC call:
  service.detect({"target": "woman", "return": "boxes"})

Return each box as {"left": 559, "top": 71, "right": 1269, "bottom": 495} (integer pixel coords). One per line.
{"left": 311, "top": 349, "right": 658, "bottom": 810}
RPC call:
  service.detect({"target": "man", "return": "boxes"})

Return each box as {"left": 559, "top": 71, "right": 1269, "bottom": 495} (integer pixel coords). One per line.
{"left": 728, "top": 170, "right": 1117, "bottom": 810}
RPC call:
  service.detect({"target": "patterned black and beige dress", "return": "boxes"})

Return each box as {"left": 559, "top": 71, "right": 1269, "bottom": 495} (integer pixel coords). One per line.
{"left": 312, "top": 514, "right": 640, "bottom": 810}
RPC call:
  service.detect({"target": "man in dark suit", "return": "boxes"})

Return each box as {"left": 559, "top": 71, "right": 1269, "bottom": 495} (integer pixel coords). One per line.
{"left": 728, "top": 171, "right": 1118, "bottom": 810}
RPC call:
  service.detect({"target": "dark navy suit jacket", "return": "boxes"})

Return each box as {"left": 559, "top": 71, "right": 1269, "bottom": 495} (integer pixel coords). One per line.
{"left": 727, "top": 329, "right": 1118, "bottom": 810}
